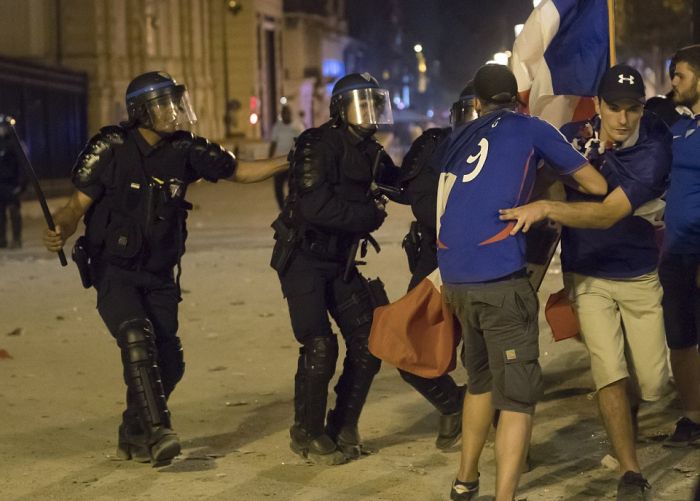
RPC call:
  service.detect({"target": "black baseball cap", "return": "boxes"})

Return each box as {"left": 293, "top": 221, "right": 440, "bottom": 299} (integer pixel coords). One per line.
{"left": 598, "top": 64, "right": 645, "bottom": 104}
{"left": 473, "top": 64, "right": 518, "bottom": 104}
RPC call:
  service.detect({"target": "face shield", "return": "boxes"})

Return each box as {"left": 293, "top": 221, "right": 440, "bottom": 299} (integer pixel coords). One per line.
{"left": 145, "top": 89, "right": 197, "bottom": 133}
{"left": 341, "top": 88, "right": 394, "bottom": 126}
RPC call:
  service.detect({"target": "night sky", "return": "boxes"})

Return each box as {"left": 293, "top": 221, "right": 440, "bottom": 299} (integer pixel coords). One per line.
{"left": 347, "top": 0, "right": 534, "bottom": 99}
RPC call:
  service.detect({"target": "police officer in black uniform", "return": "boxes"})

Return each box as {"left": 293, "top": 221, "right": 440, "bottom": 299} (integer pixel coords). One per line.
{"left": 271, "top": 73, "right": 394, "bottom": 465}
{"left": 0, "top": 122, "right": 24, "bottom": 249}
{"left": 43, "top": 71, "right": 287, "bottom": 466}
{"left": 393, "top": 84, "right": 476, "bottom": 450}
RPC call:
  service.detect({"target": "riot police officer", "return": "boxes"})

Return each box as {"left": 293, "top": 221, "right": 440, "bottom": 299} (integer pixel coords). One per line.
{"left": 271, "top": 72, "right": 393, "bottom": 465}
{"left": 0, "top": 122, "right": 24, "bottom": 249}
{"left": 393, "top": 84, "right": 476, "bottom": 450}
{"left": 43, "top": 71, "right": 287, "bottom": 466}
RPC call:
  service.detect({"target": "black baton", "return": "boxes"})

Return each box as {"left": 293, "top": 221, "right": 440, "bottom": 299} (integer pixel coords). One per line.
{"left": 4, "top": 116, "right": 67, "bottom": 266}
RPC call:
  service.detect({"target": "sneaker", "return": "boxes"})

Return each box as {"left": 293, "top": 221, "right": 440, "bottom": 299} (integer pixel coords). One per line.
{"left": 450, "top": 477, "right": 479, "bottom": 501}
{"left": 616, "top": 471, "right": 651, "bottom": 501}
{"left": 664, "top": 417, "right": 700, "bottom": 448}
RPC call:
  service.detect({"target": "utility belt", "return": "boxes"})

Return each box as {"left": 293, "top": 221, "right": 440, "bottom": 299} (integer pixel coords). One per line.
{"left": 270, "top": 216, "right": 379, "bottom": 277}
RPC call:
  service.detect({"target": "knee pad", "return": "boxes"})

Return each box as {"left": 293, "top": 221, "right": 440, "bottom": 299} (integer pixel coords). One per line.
{"left": 117, "top": 318, "right": 156, "bottom": 364}
{"left": 303, "top": 336, "right": 339, "bottom": 380}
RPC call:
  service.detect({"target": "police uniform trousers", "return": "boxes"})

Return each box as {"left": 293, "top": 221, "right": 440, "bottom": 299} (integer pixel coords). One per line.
{"left": 93, "top": 263, "right": 185, "bottom": 433}
{"left": 279, "top": 251, "right": 381, "bottom": 438}
{"left": 0, "top": 187, "right": 21, "bottom": 246}
{"left": 400, "top": 234, "right": 463, "bottom": 416}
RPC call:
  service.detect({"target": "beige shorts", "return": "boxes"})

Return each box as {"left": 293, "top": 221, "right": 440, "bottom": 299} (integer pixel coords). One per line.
{"left": 564, "top": 272, "right": 669, "bottom": 401}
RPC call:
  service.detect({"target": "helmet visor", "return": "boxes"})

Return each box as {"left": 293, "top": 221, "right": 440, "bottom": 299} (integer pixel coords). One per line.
{"left": 146, "top": 90, "right": 198, "bottom": 132}
{"left": 342, "top": 88, "right": 393, "bottom": 125}
{"left": 450, "top": 99, "right": 476, "bottom": 125}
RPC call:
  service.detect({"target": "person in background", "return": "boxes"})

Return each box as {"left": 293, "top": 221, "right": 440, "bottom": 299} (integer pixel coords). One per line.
{"left": 270, "top": 105, "right": 303, "bottom": 210}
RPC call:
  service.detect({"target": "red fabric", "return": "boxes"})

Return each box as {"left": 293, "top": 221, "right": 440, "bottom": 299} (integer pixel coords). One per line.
{"left": 369, "top": 278, "right": 460, "bottom": 378}
{"left": 545, "top": 288, "right": 580, "bottom": 342}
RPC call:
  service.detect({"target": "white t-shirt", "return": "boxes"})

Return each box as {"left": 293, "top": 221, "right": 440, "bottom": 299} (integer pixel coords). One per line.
{"left": 270, "top": 121, "right": 303, "bottom": 157}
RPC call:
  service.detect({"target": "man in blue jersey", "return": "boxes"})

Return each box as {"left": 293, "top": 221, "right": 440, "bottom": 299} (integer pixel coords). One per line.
{"left": 500, "top": 64, "right": 673, "bottom": 500}
{"left": 658, "top": 45, "right": 700, "bottom": 448}
{"left": 439, "top": 64, "right": 607, "bottom": 501}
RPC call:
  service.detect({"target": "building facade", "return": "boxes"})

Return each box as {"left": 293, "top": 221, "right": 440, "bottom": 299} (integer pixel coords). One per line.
{"left": 0, "top": 0, "right": 284, "bottom": 144}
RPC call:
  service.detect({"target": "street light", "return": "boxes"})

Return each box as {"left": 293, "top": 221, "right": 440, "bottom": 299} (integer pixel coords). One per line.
{"left": 414, "top": 44, "right": 423, "bottom": 53}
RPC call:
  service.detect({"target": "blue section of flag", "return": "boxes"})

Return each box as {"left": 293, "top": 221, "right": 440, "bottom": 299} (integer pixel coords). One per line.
{"left": 546, "top": 0, "right": 610, "bottom": 96}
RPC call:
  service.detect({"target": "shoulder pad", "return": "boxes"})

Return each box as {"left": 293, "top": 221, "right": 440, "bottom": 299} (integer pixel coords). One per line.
{"left": 185, "top": 134, "right": 236, "bottom": 181}
{"left": 169, "top": 130, "right": 196, "bottom": 151}
{"left": 398, "top": 127, "right": 449, "bottom": 185}
{"left": 289, "top": 128, "right": 336, "bottom": 193}
{"left": 71, "top": 126, "right": 126, "bottom": 188}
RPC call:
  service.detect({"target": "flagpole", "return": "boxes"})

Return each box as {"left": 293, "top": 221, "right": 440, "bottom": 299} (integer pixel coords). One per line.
{"left": 608, "top": 0, "right": 616, "bottom": 65}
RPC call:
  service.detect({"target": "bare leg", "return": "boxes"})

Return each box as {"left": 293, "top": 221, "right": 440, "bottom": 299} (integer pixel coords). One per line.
{"left": 494, "top": 410, "right": 532, "bottom": 501}
{"left": 457, "top": 391, "right": 493, "bottom": 483}
{"left": 670, "top": 347, "right": 700, "bottom": 423}
{"left": 597, "top": 378, "right": 640, "bottom": 474}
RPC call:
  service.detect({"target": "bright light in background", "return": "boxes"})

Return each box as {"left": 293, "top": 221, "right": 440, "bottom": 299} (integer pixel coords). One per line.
{"left": 413, "top": 44, "right": 423, "bottom": 53}
{"left": 514, "top": 24, "right": 524, "bottom": 37}
{"left": 533, "top": 0, "right": 542, "bottom": 7}
{"left": 249, "top": 113, "right": 258, "bottom": 125}
{"left": 279, "top": 96, "right": 287, "bottom": 105}
{"left": 426, "top": 109, "right": 434, "bottom": 118}
{"left": 493, "top": 52, "right": 510, "bottom": 66}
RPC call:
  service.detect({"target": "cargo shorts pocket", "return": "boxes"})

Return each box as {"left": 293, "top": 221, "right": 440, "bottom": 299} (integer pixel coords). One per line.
{"left": 502, "top": 344, "right": 543, "bottom": 406}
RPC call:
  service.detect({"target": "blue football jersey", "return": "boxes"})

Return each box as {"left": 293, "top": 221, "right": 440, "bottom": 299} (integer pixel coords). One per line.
{"left": 437, "top": 110, "right": 587, "bottom": 283}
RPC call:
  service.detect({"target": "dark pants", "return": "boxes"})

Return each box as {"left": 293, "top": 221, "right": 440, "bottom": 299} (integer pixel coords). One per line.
{"left": 0, "top": 195, "right": 21, "bottom": 246}
{"left": 279, "top": 252, "right": 381, "bottom": 437}
{"left": 659, "top": 252, "right": 700, "bottom": 349}
{"left": 443, "top": 276, "right": 542, "bottom": 414}
{"left": 94, "top": 264, "right": 185, "bottom": 430}
{"left": 400, "top": 238, "right": 463, "bottom": 416}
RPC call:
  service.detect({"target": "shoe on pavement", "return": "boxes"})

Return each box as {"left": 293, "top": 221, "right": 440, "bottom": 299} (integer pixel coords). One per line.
{"left": 664, "top": 416, "right": 700, "bottom": 448}
{"left": 450, "top": 477, "right": 479, "bottom": 501}
{"left": 616, "top": 471, "right": 651, "bottom": 501}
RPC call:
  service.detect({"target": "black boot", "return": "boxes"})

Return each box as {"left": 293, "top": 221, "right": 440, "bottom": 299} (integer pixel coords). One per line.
{"left": 117, "top": 319, "right": 181, "bottom": 466}
{"left": 398, "top": 370, "right": 464, "bottom": 449}
{"left": 328, "top": 336, "right": 380, "bottom": 459}
{"left": 290, "top": 337, "right": 345, "bottom": 465}
{"left": 436, "top": 385, "right": 466, "bottom": 450}
{"left": 326, "top": 408, "right": 365, "bottom": 459}
{"left": 116, "top": 402, "right": 149, "bottom": 462}
{"left": 289, "top": 424, "right": 346, "bottom": 465}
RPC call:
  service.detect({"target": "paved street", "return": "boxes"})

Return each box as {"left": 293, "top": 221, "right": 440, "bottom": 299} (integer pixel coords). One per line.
{"left": 0, "top": 179, "right": 697, "bottom": 500}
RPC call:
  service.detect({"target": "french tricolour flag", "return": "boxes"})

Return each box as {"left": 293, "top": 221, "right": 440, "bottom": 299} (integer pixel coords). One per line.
{"left": 512, "top": 0, "right": 614, "bottom": 128}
